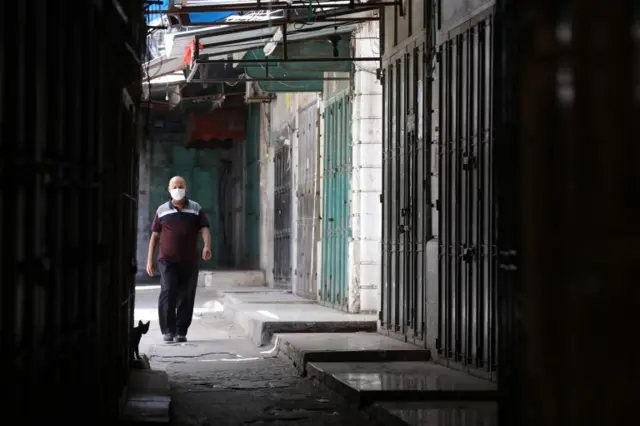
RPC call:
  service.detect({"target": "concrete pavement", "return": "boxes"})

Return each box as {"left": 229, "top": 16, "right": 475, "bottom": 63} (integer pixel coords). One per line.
{"left": 132, "top": 283, "right": 498, "bottom": 425}
{"left": 133, "top": 285, "right": 373, "bottom": 426}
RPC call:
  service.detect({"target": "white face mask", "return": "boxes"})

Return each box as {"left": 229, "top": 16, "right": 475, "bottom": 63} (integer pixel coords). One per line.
{"left": 169, "top": 188, "right": 186, "bottom": 201}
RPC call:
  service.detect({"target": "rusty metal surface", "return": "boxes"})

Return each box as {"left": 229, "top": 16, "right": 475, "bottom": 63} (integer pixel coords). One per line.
{"left": 494, "top": 0, "right": 639, "bottom": 424}
{"left": 0, "top": 0, "right": 145, "bottom": 422}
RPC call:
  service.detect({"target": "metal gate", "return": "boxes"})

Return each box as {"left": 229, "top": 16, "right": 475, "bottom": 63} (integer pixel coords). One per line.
{"left": 1, "top": 0, "right": 144, "bottom": 421}
{"left": 381, "top": 43, "right": 432, "bottom": 343}
{"left": 320, "top": 90, "right": 352, "bottom": 310}
{"left": 436, "top": 15, "right": 498, "bottom": 379}
{"left": 296, "top": 101, "right": 320, "bottom": 298}
{"left": 273, "top": 127, "right": 293, "bottom": 288}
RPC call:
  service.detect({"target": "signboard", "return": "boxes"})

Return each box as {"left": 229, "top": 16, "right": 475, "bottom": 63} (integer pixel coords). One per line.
{"left": 186, "top": 107, "right": 246, "bottom": 148}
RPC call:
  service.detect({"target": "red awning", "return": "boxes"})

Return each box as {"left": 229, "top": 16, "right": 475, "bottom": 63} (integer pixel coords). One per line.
{"left": 186, "top": 107, "right": 246, "bottom": 145}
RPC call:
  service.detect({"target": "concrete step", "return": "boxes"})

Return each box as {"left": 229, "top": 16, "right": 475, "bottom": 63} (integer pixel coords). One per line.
{"left": 307, "top": 361, "right": 497, "bottom": 407}
{"left": 365, "top": 401, "right": 497, "bottom": 426}
{"left": 221, "top": 292, "right": 378, "bottom": 347}
{"left": 121, "top": 369, "right": 171, "bottom": 423}
{"left": 275, "top": 332, "right": 431, "bottom": 374}
{"left": 197, "top": 269, "right": 265, "bottom": 288}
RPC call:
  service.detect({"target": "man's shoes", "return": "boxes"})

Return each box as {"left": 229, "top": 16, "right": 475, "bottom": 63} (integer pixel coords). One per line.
{"left": 174, "top": 335, "right": 187, "bottom": 343}
{"left": 163, "top": 333, "right": 175, "bottom": 342}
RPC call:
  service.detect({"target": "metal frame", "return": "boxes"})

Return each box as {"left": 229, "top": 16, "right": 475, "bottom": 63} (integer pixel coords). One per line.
{"left": 196, "top": 20, "right": 356, "bottom": 47}
{"left": 273, "top": 126, "right": 294, "bottom": 289}
{"left": 196, "top": 57, "right": 381, "bottom": 64}
{"left": 190, "top": 77, "right": 350, "bottom": 83}
{"left": 191, "top": 21, "right": 380, "bottom": 63}
{"left": 5, "top": 0, "right": 144, "bottom": 421}
{"left": 187, "top": 16, "right": 382, "bottom": 83}
{"left": 144, "top": 1, "right": 403, "bottom": 14}
{"left": 177, "top": 15, "right": 380, "bottom": 26}
{"left": 165, "top": 6, "right": 382, "bottom": 26}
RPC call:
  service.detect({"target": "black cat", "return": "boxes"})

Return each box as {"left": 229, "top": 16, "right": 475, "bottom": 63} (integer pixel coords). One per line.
{"left": 131, "top": 320, "right": 150, "bottom": 360}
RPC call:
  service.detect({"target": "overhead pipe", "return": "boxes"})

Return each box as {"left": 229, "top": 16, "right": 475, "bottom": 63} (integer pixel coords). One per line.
{"left": 190, "top": 76, "right": 351, "bottom": 82}
{"left": 144, "top": 1, "right": 402, "bottom": 14}
{"left": 168, "top": 15, "right": 380, "bottom": 26}
{"left": 196, "top": 56, "right": 380, "bottom": 64}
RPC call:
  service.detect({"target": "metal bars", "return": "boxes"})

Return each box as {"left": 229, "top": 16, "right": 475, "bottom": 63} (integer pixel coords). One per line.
{"left": 436, "top": 16, "right": 497, "bottom": 380}
{"left": 1, "top": 0, "right": 144, "bottom": 422}
{"left": 381, "top": 42, "right": 432, "bottom": 343}
{"left": 296, "top": 102, "right": 320, "bottom": 299}
{"left": 320, "top": 90, "right": 352, "bottom": 311}
{"left": 494, "top": 0, "right": 639, "bottom": 424}
{"left": 273, "top": 128, "right": 293, "bottom": 288}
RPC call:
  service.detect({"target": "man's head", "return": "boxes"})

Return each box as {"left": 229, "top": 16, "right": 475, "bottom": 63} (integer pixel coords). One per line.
{"left": 168, "top": 176, "right": 187, "bottom": 201}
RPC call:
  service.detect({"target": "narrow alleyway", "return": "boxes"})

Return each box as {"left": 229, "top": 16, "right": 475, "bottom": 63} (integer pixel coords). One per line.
{"left": 134, "top": 286, "right": 370, "bottom": 425}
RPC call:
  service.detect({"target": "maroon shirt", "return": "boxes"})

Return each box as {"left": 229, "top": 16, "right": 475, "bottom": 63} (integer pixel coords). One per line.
{"left": 152, "top": 198, "right": 209, "bottom": 264}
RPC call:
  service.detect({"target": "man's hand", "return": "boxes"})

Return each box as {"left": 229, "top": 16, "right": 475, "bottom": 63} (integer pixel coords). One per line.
{"left": 146, "top": 260, "right": 155, "bottom": 277}
{"left": 202, "top": 246, "right": 212, "bottom": 261}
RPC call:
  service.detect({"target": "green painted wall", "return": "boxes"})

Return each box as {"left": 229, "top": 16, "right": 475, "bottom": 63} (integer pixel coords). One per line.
{"left": 149, "top": 134, "right": 227, "bottom": 269}
{"left": 244, "top": 104, "right": 261, "bottom": 268}
{"left": 320, "top": 90, "right": 352, "bottom": 310}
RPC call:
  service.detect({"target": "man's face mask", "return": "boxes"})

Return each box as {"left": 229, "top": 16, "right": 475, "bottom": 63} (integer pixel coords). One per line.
{"left": 169, "top": 188, "right": 186, "bottom": 201}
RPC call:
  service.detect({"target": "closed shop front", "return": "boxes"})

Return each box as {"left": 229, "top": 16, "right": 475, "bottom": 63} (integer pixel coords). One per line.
{"left": 273, "top": 125, "right": 294, "bottom": 289}
{"left": 296, "top": 101, "right": 320, "bottom": 299}
{"left": 320, "top": 90, "right": 352, "bottom": 310}
{"left": 380, "top": 0, "right": 498, "bottom": 380}
{"left": 435, "top": 9, "right": 497, "bottom": 380}
{"left": 381, "top": 37, "right": 433, "bottom": 344}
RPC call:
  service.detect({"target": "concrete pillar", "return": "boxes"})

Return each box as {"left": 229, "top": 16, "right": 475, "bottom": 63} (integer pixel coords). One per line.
{"left": 348, "top": 21, "right": 383, "bottom": 313}
{"left": 259, "top": 102, "right": 275, "bottom": 287}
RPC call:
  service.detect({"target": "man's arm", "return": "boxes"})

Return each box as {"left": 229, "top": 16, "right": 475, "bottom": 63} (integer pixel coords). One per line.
{"left": 198, "top": 208, "right": 212, "bottom": 260}
{"left": 147, "top": 213, "right": 162, "bottom": 276}
{"left": 200, "top": 227, "right": 211, "bottom": 249}
{"left": 148, "top": 232, "right": 160, "bottom": 260}
{"left": 146, "top": 232, "right": 160, "bottom": 276}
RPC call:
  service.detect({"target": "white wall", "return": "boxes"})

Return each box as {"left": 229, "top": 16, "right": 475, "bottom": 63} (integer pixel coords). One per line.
{"left": 348, "top": 21, "right": 383, "bottom": 313}
{"left": 258, "top": 102, "right": 275, "bottom": 287}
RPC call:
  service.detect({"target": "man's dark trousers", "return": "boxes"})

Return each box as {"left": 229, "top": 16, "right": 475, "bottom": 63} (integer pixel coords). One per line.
{"left": 158, "top": 260, "right": 199, "bottom": 336}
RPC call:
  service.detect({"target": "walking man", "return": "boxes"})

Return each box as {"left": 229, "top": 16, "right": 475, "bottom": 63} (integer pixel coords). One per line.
{"left": 146, "top": 176, "right": 212, "bottom": 342}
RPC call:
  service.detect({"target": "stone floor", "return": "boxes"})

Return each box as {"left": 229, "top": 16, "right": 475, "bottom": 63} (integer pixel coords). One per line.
{"left": 219, "top": 290, "right": 378, "bottom": 346}
{"left": 306, "top": 361, "right": 497, "bottom": 406}
{"left": 133, "top": 284, "right": 497, "bottom": 425}
{"left": 134, "top": 285, "right": 374, "bottom": 425}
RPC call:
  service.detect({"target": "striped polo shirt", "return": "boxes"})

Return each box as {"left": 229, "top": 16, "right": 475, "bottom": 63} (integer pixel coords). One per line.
{"left": 152, "top": 198, "right": 210, "bottom": 264}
